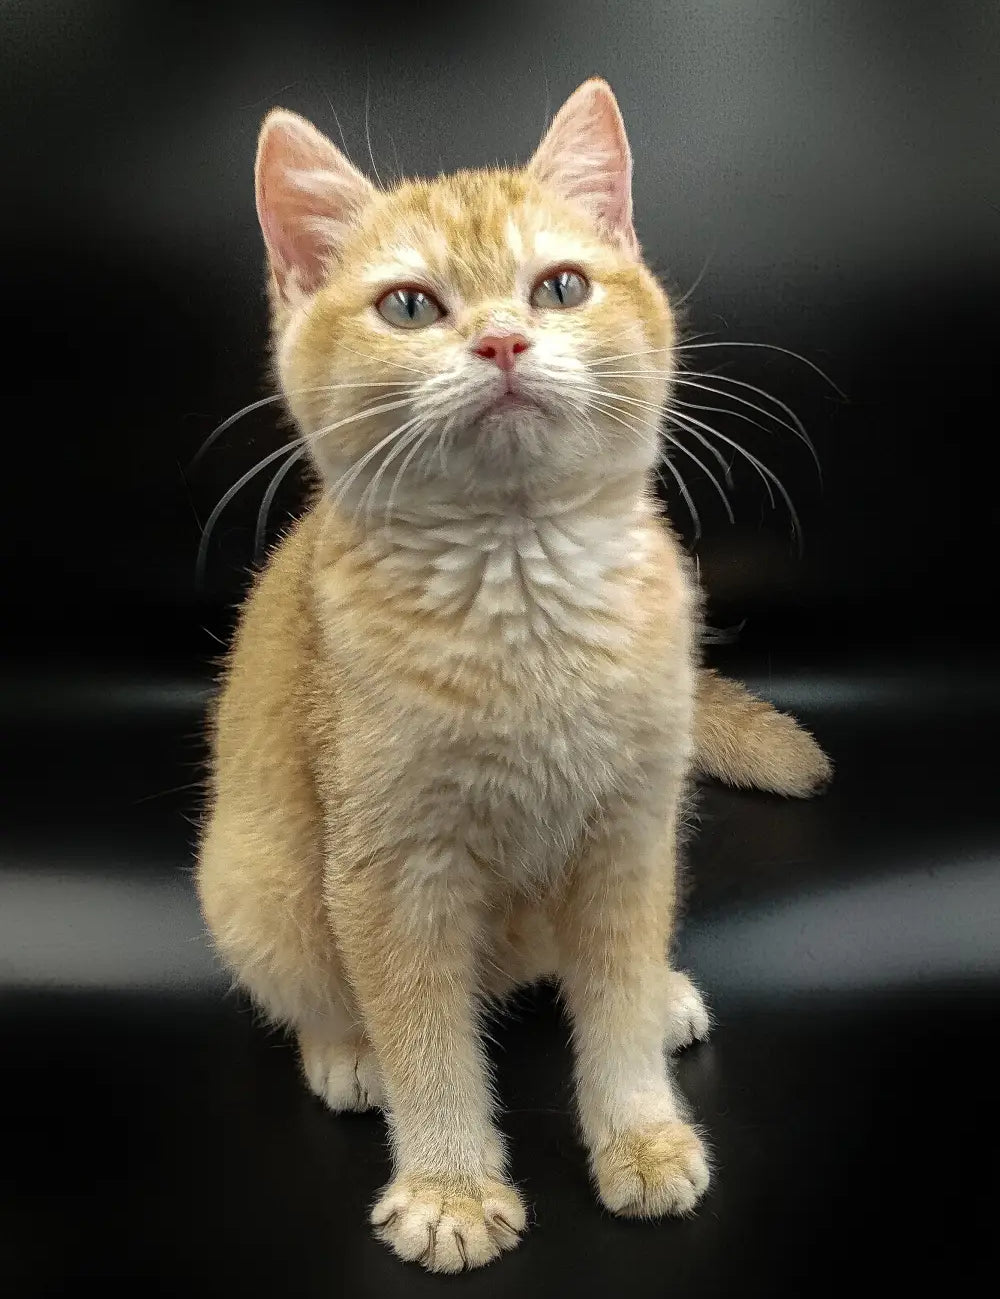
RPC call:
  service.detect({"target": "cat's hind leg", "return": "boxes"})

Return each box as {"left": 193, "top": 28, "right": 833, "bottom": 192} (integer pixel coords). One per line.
{"left": 297, "top": 1015, "right": 386, "bottom": 1113}
{"left": 197, "top": 806, "right": 384, "bottom": 1113}
{"left": 662, "top": 970, "right": 712, "bottom": 1054}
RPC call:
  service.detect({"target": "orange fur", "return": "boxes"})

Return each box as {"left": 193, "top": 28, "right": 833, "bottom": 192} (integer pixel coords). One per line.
{"left": 198, "top": 78, "right": 830, "bottom": 1272}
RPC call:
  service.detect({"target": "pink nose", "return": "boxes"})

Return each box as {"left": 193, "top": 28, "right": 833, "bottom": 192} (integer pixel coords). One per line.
{"left": 472, "top": 333, "right": 531, "bottom": 371}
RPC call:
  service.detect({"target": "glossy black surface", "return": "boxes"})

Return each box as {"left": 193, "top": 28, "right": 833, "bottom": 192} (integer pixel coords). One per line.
{"left": 3, "top": 662, "right": 997, "bottom": 1296}
{"left": 3, "top": 3, "right": 997, "bottom": 1295}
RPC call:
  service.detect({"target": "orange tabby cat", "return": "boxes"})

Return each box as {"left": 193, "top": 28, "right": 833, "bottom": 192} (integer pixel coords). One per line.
{"left": 198, "top": 79, "right": 830, "bottom": 1272}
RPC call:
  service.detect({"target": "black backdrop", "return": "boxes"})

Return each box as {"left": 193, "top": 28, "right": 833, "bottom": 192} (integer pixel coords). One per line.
{"left": 4, "top": 0, "right": 996, "bottom": 664}
{"left": 3, "top": 5, "right": 998, "bottom": 1298}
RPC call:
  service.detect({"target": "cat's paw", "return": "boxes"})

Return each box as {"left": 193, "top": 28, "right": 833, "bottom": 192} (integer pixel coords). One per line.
{"left": 371, "top": 1174, "right": 526, "bottom": 1272}
{"left": 298, "top": 1033, "right": 385, "bottom": 1112}
{"left": 594, "top": 1121, "right": 710, "bottom": 1218}
{"left": 663, "top": 971, "right": 711, "bottom": 1053}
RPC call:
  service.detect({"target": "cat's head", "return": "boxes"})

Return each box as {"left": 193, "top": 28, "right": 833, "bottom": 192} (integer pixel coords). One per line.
{"left": 255, "top": 78, "right": 674, "bottom": 517}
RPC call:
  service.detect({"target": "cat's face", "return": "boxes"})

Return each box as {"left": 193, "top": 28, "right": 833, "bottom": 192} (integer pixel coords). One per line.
{"left": 258, "top": 80, "right": 674, "bottom": 516}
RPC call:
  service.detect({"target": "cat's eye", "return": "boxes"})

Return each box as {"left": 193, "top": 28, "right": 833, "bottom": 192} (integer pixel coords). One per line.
{"left": 530, "top": 268, "right": 590, "bottom": 310}
{"left": 376, "top": 286, "right": 445, "bottom": 329}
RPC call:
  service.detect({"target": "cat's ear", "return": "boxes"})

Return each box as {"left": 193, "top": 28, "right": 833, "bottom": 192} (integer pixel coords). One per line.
{"left": 528, "top": 78, "right": 637, "bottom": 255}
{"left": 255, "top": 109, "right": 376, "bottom": 303}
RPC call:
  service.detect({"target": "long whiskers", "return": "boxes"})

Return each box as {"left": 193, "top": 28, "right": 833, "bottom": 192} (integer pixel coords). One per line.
{"left": 257, "top": 409, "right": 429, "bottom": 561}
{"left": 593, "top": 339, "right": 844, "bottom": 401}
{"left": 592, "top": 369, "right": 820, "bottom": 474}
{"left": 590, "top": 394, "right": 736, "bottom": 529}
{"left": 198, "top": 440, "right": 306, "bottom": 582}
{"left": 205, "top": 327, "right": 821, "bottom": 578}
{"left": 668, "top": 406, "right": 803, "bottom": 552}
{"left": 671, "top": 247, "right": 716, "bottom": 310}
{"left": 585, "top": 396, "right": 703, "bottom": 539}
{"left": 589, "top": 333, "right": 715, "bottom": 369}
{"left": 197, "top": 396, "right": 412, "bottom": 581}
{"left": 676, "top": 340, "right": 847, "bottom": 400}
{"left": 356, "top": 418, "right": 430, "bottom": 527}
{"left": 327, "top": 414, "right": 423, "bottom": 515}
{"left": 661, "top": 434, "right": 735, "bottom": 523}
{"left": 582, "top": 386, "right": 735, "bottom": 496}
{"left": 675, "top": 373, "right": 821, "bottom": 474}
{"left": 584, "top": 373, "right": 803, "bottom": 544}
{"left": 333, "top": 340, "right": 427, "bottom": 377}
{"left": 191, "top": 381, "right": 414, "bottom": 469}
{"left": 380, "top": 422, "right": 441, "bottom": 529}
{"left": 254, "top": 443, "right": 309, "bottom": 559}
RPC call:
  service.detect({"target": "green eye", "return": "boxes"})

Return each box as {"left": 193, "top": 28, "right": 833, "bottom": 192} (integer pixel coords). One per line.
{"left": 530, "top": 268, "right": 590, "bottom": 310}
{"left": 376, "top": 286, "right": 445, "bottom": 329}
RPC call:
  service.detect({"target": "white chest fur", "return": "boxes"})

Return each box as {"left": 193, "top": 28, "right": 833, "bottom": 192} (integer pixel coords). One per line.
{"left": 321, "top": 488, "right": 689, "bottom": 888}
{"left": 363, "top": 490, "right": 653, "bottom": 650}
{"left": 315, "top": 483, "right": 690, "bottom": 888}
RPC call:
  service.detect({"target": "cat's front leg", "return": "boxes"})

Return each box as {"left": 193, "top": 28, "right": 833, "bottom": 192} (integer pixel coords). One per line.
{"left": 325, "top": 844, "right": 526, "bottom": 1272}
{"left": 557, "top": 787, "right": 711, "bottom": 1218}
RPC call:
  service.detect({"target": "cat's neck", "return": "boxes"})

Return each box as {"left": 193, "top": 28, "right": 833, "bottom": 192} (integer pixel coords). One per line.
{"left": 336, "top": 474, "right": 658, "bottom": 647}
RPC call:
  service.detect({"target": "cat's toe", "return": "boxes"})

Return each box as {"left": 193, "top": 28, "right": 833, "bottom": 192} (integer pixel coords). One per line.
{"left": 298, "top": 1034, "right": 385, "bottom": 1112}
{"left": 371, "top": 1174, "right": 526, "bottom": 1272}
{"left": 594, "top": 1121, "right": 710, "bottom": 1218}
{"left": 663, "top": 970, "right": 711, "bottom": 1053}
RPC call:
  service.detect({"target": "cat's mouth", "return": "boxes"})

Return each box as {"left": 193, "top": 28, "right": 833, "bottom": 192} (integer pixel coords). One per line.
{"left": 475, "top": 384, "right": 546, "bottom": 423}
{"left": 489, "top": 392, "right": 537, "bottom": 412}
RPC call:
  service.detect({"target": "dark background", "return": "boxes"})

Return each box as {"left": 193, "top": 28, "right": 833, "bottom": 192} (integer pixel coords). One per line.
{"left": 2, "top": 3, "right": 997, "bottom": 1297}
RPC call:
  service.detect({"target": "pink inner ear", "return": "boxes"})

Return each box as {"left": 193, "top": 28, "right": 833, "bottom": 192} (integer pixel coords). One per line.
{"left": 529, "top": 79, "right": 637, "bottom": 253}
{"left": 257, "top": 167, "right": 324, "bottom": 290}
{"left": 255, "top": 110, "right": 375, "bottom": 301}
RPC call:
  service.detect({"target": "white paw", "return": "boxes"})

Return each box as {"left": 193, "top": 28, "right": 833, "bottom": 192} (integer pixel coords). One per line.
{"left": 298, "top": 1034, "right": 385, "bottom": 1112}
{"left": 371, "top": 1174, "right": 526, "bottom": 1272}
{"left": 663, "top": 970, "right": 711, "bottom": 1053}
{"left": 594, "top": 1121, "right": 710, "bottom": 1218}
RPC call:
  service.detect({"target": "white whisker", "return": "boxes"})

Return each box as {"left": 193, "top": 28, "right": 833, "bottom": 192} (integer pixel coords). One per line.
{"left": 664, "top": 419, "right": 735, "bottom": 483}
{"left": 577, "top": 386, "right": 664, "bottom": 414}
{"left": 594, "top": 339, "right": 844, "bottom": 403}
{"left": 328, "top": 414, "right": 422, "bottom": 515}
{"left": 589, "top": 345, "right": 673, "bottom": 369}
{"left": 197, "top": 440, "right": 304, "bottom": 582}
{"left": 589, "top": 366, "right": 820, "bottom": 477}
{"left": 191, "top": 381, "right": 414, "bottom": 468}
{"left": 586, "top": 397, "right": 701, "bottom": 539}
{"left": 356, "top": 418, "right": 427, "bottom": 526}
{"left": 675, "top": 341, "right": 846, "bottom": 399}
{"left": 658, "top": 455, "right": 702, "bottom": 540}
{"left": 662, "top": 433, "right": 735, "bottom": 523}
{"left": 381, "top": 424, "right": 438, "bottom": 529}
{"left": 668, "top": 407, "right": 803, "bottom": 552}
{"left": 584, "top": 376, "right": 741, "bottom": 507}
{"left": 254, "top": 443, "right": 311, "bottom": 558}
{"left": 197, "top": 396, "right": 413, "bottom": 580}
{"left": 675, "top": 373, "right": 820, "bottom": 474}
{"left": 671, "top": 248, "right": 716, "bottom": 310}
{"left": 334, "top": 340, "right": 426, "bottom": 377}
{"left": 364, "top": 77, "right": 384, "bottom": 190}
{"left": 585, "top": 387, "right": 734, "bottom": 525}
{"left": 585, "top": 397, "right": 656, "bottom": 448}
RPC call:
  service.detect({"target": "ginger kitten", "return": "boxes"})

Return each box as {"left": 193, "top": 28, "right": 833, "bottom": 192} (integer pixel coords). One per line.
{"left": 198, "top": 78, "right": 830, "bottom": 1272}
